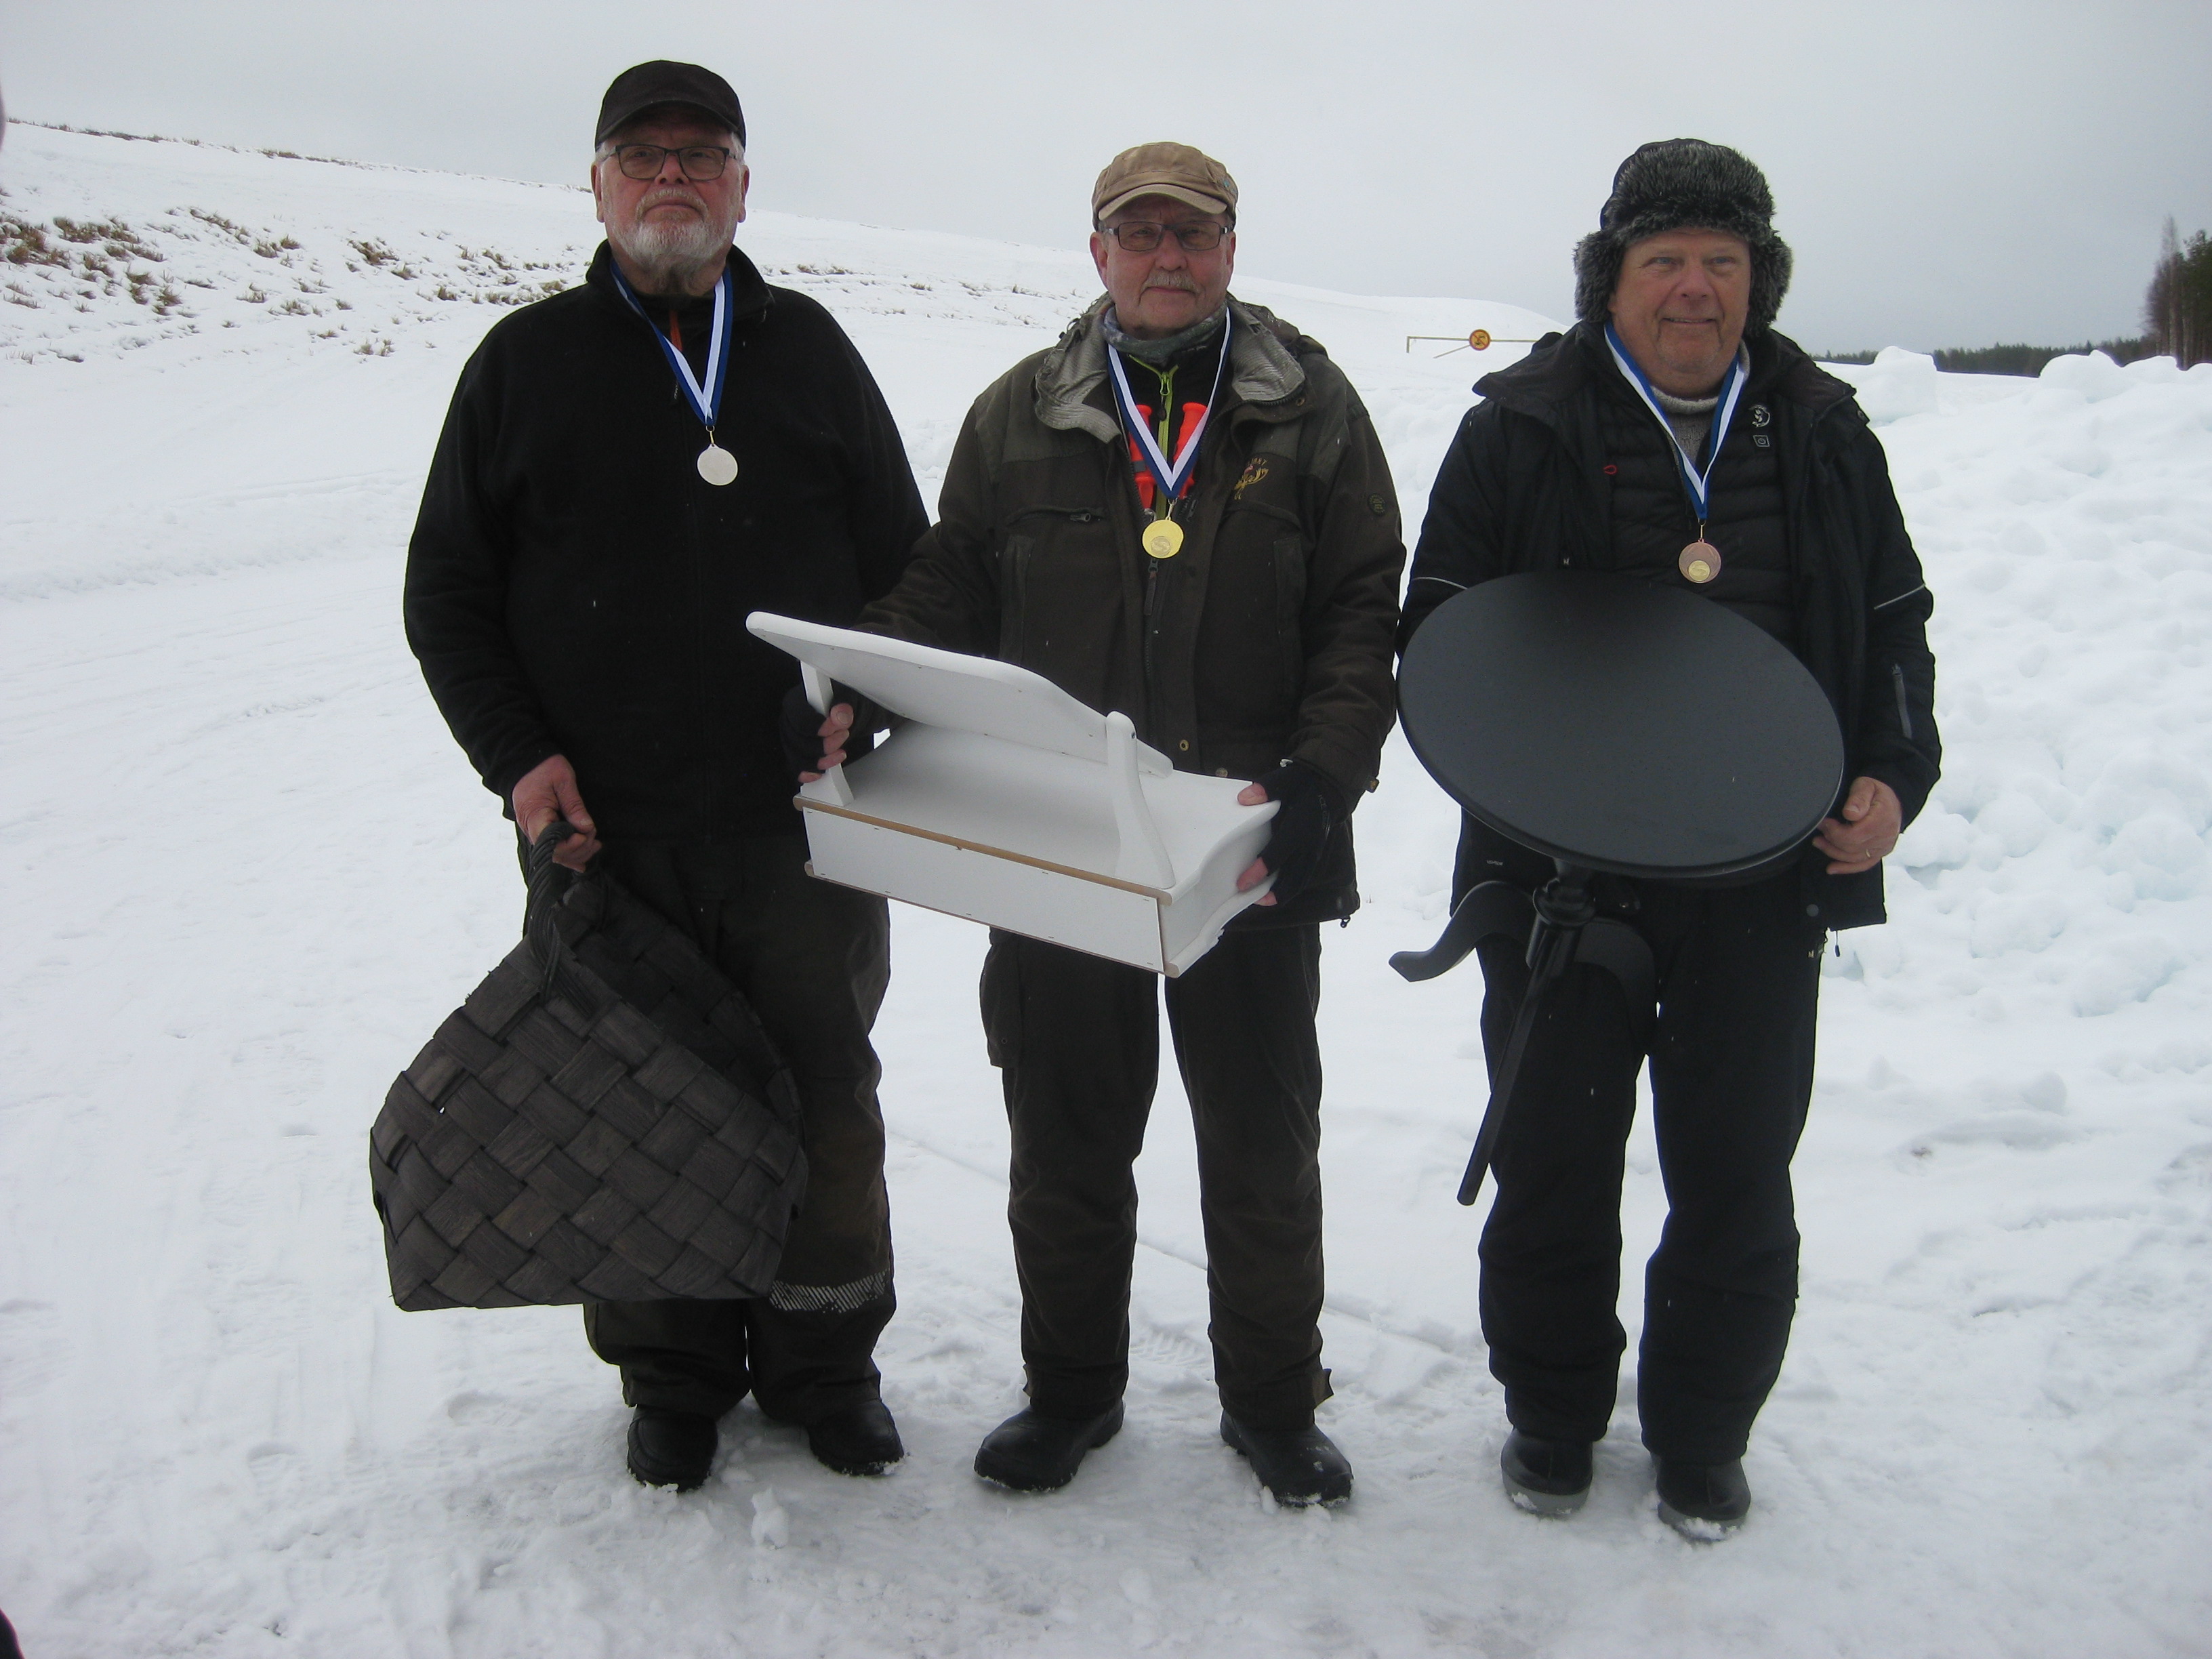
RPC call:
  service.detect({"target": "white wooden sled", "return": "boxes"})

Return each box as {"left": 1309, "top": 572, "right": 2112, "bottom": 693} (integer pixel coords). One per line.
{"left": 745, "top": 613, "right": 1278, "bottom": 976}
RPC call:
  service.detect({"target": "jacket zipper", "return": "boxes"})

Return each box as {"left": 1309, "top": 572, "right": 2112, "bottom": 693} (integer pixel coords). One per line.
{"left": 1136, "top": 390, "right": 1176, "bottom": 739}
{"left": 1890, "top": 661, "right": 1912, "bottom": 739}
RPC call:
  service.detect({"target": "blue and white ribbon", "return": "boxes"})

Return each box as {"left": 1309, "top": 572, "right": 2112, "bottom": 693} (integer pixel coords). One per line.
{"left": 1105, "top": 320, "right": 1234, "bottom": 505}
{"left": 1604, "top": 322, "right": 1748, "bottom": 524}
{"left": 609, "top": 263, "right": 733, "bottom": 434}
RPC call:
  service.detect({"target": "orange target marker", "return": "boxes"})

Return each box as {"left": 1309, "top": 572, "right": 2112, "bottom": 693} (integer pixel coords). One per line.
{"left": 1404, "top": 329, "right": 1541, "bottom": 357}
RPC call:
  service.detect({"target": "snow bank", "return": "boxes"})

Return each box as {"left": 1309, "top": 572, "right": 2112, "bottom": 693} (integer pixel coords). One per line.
{"left": 2, "top": 123, "right": 2208, "bottom": 1658}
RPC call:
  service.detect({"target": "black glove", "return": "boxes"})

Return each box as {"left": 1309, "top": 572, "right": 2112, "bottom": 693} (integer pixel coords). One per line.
{"left": 1249, "top": 760, "right": 1346, "bottom": 905}
{"left": 777, "top": 682, "right": 878, "bottom": 782}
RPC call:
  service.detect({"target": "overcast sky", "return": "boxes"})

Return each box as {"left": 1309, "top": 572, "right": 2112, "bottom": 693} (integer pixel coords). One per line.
{"left": 3, "top": 0, "right": 2207, "bottom": 351}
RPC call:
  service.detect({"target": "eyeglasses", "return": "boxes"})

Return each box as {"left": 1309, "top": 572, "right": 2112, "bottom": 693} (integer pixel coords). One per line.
{"left": 609, "top": 143, "right": 737, "bottom": 182}
{"left": 1101, "top": 220, "right": 1231, "bottom": 253}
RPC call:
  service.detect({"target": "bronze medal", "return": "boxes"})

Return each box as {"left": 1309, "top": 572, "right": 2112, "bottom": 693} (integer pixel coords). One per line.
{"left": 1679, "top": 539, "right": 1721, "bottom": 584}
{"left": 1142, "top": 518, "right": 1185, "bottom": 559}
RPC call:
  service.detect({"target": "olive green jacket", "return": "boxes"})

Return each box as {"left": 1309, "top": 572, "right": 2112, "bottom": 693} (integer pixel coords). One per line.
{"left": 862, "top": 296, "right": 1404, "bottom": 846}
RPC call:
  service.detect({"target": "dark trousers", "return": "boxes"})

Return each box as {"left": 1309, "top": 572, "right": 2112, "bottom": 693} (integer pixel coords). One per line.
{"left": 1473, "top": 872, "right": 1824, "bottom": 1463}
{"left": 980, "top": 924, "right": 1331, "bottom": 1431}
{"left": 580, "top": 835, "right": 895, "bottom": 1425}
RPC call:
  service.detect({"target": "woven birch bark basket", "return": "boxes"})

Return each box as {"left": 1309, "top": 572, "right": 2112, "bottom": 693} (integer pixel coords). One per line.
{"left": 369, "top": 822, "right": 808, "bottom": 1310}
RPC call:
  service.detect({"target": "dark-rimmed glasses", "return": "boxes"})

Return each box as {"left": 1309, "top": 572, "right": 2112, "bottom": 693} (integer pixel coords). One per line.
{"left": 609, "top": 143, "right": 737, "bottom": 182}
{"left": 1101, "top": 221, "right": 1231, "bottom": 253}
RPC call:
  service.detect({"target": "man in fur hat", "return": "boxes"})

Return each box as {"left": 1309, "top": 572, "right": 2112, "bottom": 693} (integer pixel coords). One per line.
{"left": 1399, "top": 140, "right": 1940, "bottom": 1535}
{"left": 826, "top": 142, "right": 1404, "bottom": 1506}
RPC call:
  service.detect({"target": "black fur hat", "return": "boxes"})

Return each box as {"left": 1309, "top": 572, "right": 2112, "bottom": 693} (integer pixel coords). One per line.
{"left": 1572, "top": 139, "right": 1794, "bottom": 335}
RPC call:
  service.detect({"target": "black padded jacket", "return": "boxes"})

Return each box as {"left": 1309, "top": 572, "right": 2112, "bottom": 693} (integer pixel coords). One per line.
{"left": 405, "top": 243, "right": 928, "bottom": 842}
{"left": 1400, "top": 323, "right": 1940, "bottom": 929}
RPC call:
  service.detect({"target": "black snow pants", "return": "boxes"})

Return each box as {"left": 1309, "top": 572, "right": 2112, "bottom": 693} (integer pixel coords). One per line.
{"left": 979, "top": 924, "right": 1332, "bottom": 1431}
{"left": 579, "top": 834, "right": 896, "bottom": 1427}
{"left": 1472, "top": 867, "right": 1824, "bottom": 1464}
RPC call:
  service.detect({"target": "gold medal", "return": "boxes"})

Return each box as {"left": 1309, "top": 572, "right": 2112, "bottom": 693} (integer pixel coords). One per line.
{"left": 1142, "top": 518, "right": 1185, "bottom": 559}
{"left": 1679, "top": 539, "right": 1721, "bottom": 583}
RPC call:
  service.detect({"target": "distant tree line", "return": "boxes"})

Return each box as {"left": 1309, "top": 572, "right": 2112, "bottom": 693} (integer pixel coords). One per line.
{"left": 1824, "top": 214, "right": 2211, "bottom": 376}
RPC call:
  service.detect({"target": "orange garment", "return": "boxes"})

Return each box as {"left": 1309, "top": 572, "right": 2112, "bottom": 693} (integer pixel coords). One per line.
{"left": 1127, "top": 401, "right": 1210, "bottom": 511}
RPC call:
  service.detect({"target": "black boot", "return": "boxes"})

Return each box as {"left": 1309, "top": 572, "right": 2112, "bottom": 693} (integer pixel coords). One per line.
{"left": 627, "top": 1406, "right": 716, "bottom": 1491}
{"left": 1500, "top": 1429, "right": 1594, "bottom": 1516}
{"left": 806, "top": 1399, "right": 905, "bottom": 1476}
{"left": 1654, "top": 1455, "right": 1752, "bottom": 1538}
{"left": 973, "top": 1401, "right": 1124, "bottom": 1492}
{"left": 1220, "top": 1413, "right": 1353, "bottom": 1507}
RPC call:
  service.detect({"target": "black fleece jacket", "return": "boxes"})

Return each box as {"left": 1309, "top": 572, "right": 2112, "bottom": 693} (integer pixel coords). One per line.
{"left": 1401, "top": 323, "right": 1940, "bottom": 929}
{"left": 405, "top": 243, "right": 928, "bottom": 842}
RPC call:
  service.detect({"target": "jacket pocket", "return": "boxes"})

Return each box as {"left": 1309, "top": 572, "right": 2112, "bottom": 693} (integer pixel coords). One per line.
{"left": 998, "top": 534, "right": 1033, "bottom": 662}
{"left": 1196, "top": 500, "right": 1309, "bottom": 741}
{"left": 1271, "top": 533, "right": 1309, "bottom": 703}
{"left": 996, "top": 506, "right": 1125, "bottom": 695}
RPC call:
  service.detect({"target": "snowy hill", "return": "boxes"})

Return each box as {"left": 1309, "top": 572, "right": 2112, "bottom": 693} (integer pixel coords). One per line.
{"left": 1, "top": 122, "right": 2209, "bottom": 1657}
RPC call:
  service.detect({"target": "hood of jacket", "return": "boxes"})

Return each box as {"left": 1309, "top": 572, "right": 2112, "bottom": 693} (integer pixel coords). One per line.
{"left": 1032, "top": 295, "right": 1311, "bottom": 443}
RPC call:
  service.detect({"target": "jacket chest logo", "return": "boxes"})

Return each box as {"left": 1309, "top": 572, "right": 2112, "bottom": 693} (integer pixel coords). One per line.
{"left": 1233, "top": 457, "right": 1271, "bottom": 498}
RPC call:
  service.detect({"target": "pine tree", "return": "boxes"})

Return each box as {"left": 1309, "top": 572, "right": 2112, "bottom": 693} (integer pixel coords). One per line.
{"left": 2145, "top": 217, "right": 2212, "bottom": 369}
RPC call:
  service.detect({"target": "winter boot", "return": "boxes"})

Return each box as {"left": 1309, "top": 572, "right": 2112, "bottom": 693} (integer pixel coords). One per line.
{"left": 1221, "top": 1413, "right": 1353, "bottom": 1507}
{"left": 973, "top": 1401, "right": 1124, "bottom": 1491}
{"left": 1500, "top": 1429, "right": 1594, "bottom": 1516}
{"left": 1654, "top": 1455, "right": 1752, "bottom": 1538}
{"left": 627, "top": 1406, "right": 716, "bottom": 1491}
{"left": 805, "top": 1398, "right": 905, "bottom": 1476}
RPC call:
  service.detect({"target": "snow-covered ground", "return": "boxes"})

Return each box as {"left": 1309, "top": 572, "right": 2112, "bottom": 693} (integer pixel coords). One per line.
{"left": 2, "top": 123, "right": 2208, "bottom": 1658}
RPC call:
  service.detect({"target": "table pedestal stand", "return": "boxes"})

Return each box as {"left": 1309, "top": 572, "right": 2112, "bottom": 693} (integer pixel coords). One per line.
{"left": 1392, "top": 862, "right": 1656, "bottom": 1206}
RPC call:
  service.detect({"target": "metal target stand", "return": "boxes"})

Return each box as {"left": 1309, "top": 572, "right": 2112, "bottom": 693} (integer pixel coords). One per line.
{"left": 1391, "top": 573, "right": 1845, "bottom": 1206}
{"left": 1404, "top": 328, "right": 1543, "bottom": 358}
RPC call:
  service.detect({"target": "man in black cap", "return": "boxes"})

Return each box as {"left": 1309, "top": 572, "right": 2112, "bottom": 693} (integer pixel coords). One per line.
{"left": 405, "top": 62, "right": 928, "bottom": 1492}
{"left": 1400, "top": 140, "right": 1940, "bottom": 1536}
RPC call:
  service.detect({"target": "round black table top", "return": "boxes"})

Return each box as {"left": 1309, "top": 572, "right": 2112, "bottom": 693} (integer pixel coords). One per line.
{"left": 1398, "top": 571, "right": 1845, "bottom": 880}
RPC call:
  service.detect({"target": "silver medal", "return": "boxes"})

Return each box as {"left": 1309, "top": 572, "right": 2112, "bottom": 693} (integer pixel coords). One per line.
{"left": 697, "top": 444, "right": 739, "bottom": 487}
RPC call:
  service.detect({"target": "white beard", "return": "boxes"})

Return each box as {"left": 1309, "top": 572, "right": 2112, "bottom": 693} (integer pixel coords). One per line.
{"left": 614, "top": 207, "right": 734, "bottom": 295}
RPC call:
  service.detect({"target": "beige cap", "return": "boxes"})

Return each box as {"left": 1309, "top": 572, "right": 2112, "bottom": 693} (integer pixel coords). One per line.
{"left": 1092, "top": 142, "right": 1238, "bottom": 224}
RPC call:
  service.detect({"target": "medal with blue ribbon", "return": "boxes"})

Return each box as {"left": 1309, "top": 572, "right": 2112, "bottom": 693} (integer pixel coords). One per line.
{"left": 1106, "top": 320, "right": 1233, "bottom": 558}
{"left": 610, "top": 262, "right": 739, "bottom": 486}
{"left": 1604, "top": 322, "right": 1748, "bottom": 583}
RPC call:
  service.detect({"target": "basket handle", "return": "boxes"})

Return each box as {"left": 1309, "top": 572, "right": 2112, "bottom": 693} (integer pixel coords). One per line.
{"left": 525, "top": 818, "right": 580, "bottom": 1000}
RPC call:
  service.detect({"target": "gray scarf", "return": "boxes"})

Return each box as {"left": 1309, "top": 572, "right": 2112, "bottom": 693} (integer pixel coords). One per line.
{"left": 1101, "top": 304, "right": 1229, "bottom": 366}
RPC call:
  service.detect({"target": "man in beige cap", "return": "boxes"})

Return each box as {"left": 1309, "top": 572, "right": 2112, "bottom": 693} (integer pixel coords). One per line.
{"left": 834, "top": 142, "right": 1404, "bottom": 1503}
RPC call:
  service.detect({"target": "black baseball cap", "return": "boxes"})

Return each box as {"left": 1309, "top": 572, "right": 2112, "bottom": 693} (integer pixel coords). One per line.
{"left": 595, "top": 61, "right": 746, "bottom": 149}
